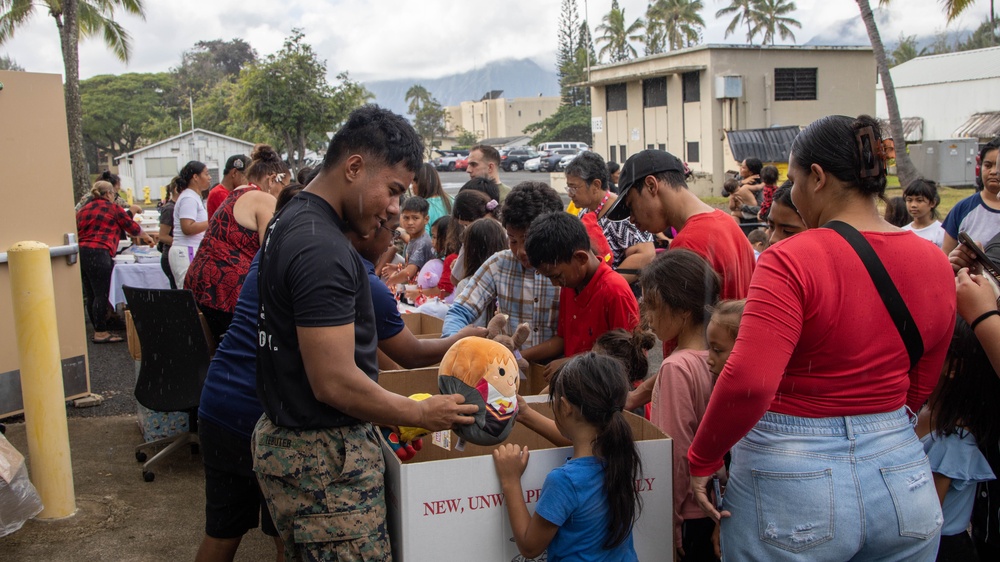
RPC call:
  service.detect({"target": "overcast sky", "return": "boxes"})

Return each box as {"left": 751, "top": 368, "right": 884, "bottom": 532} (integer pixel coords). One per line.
{"left": 0, "top": 0, "right": 992, "bottom": 83}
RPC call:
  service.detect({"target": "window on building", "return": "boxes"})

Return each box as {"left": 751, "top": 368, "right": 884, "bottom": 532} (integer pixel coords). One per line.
{"left": 145, "top": 157, "right": 178, "bottom": 178}
{"left": 620, "top": 145, "right": 627, "bottom": 161}
{"left": 647, "top": 144, "right": 654, "bottom": 150}
{"left": 643, "top": 77, "right": 667, "bottom": 107}
{"left": 606, "top": 83, "right": 627, "bottom": 112}
{"left": 687, "top": 142, "right": 700, "bottom": 163}
{"left": 682, "top": 72, "right": 700, "bottom": 102}
{"left": 518, "top": 110, "right": 522, "bottom": 117}
{"left": 774, "top": 68, "right": 817, "bottom": 101}
{"left": 658, "top": 144, "right": 666, "bottom": 151}
{"left": 610, "top": 145, "right": 617, "bottom": 163}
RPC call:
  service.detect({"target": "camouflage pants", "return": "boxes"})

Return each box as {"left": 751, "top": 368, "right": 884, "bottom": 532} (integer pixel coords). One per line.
{"left": 252, "top": 416, "right": 390, "bottom": 562}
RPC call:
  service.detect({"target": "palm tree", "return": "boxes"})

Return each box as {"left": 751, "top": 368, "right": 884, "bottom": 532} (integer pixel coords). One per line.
{"left": 715, "top": 0, "right": 759, "bottom": 44}
{"left": 855, "top": 0, "right": 917, "bottom": 186}
{"left": 596, "top": 0, "right": 645, "bottom": 63}
{"left": 647, "top": 0, "right": 706, "bottom": 51}
{"left": 0, "top": 0, "right": 146, "bottom": 196}
{"left": 752, "top": 0, "right": 800, "bottom": 45}
{"left": 942, "top": 0, "right": 995, "bottom": 45}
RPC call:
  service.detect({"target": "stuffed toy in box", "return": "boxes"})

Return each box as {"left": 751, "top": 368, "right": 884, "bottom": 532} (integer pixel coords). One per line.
{"left": 438, "top": 337, "right": 519, "bottom": 445}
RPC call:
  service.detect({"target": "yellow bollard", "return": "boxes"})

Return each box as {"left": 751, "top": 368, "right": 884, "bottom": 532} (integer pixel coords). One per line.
{"left": 7, "top": 241, "right": 76, "bottom": 519}
{"left": 143, "top": 186, "right": 151, "bottom": 205}
{"left": 126, "top": 188, "right": 134, "bottom": 207}
{"left": 159, "top": 186, "right": 166, "bottom": 201}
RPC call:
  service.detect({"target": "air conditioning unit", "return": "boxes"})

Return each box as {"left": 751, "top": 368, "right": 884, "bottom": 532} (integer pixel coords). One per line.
{"left": 715, "top": 75, "right": 743, "bottom": 99}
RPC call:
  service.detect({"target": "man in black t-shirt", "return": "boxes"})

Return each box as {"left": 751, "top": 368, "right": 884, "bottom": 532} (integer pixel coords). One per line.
{"left": 253, "top": 105, "right": 478, "bottom": 561}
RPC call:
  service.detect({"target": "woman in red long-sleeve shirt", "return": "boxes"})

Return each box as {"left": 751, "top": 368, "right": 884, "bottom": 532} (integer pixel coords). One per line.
{"left": 688, "top": 115, "right": 955, "bottom": 560}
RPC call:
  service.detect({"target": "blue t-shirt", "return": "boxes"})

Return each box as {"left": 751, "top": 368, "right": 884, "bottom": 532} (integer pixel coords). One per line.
{"left": 922, "top": 430, "right": 996, "bottom": 536}
{"left": 362, "top": 257, "right": 406, "bottom": 341}
{"left": 198, "top": 253, "right": 264, "bottom": 440}
{"left": 535, "top": 456, "right": 638, "bottom": 562}
{"left": 942, "top": 192, "right": 1000, "bottom": 245}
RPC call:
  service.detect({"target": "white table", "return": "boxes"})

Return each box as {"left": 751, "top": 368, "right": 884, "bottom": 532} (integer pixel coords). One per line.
{"left": 109, "top": 261, "right": 172, "bottom": 307}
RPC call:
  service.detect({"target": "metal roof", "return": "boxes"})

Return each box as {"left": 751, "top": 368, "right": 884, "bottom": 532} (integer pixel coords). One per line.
{"left": 953, "top": 111, "right": 1000, "bottom": 139}
{"left": 114, "top": 128, "right": 254, "bottom": 161}
{"left": 726, "top": 126, "right": 800, "bottom": 162}
{"left": 479, "top": 135, "right": 532, "bottom": 147}
{"left": 902, "top": 117, "right": 924, "bottom": 142}
{"left": 879, "top": 46, "right": 1000, "bottom": 89}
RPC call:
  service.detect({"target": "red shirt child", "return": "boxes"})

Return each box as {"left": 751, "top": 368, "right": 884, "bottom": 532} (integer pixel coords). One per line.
{"left": 556, "top": 260, "right": 639, "bottom": 357}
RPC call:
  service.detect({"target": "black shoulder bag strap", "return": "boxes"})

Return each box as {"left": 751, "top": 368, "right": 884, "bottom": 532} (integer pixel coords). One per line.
{"left": 824, "top": 220, "right": 924, "bottom": 371}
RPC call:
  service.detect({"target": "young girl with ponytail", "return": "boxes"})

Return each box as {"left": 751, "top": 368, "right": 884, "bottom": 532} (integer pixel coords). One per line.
{"left": 493, "top": 353, "right": 642, "bottom": 561}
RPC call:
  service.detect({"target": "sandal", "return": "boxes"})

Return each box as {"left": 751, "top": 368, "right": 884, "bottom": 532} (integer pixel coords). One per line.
{"left": 92, "top": 334, "right": 124, "bottom": 344}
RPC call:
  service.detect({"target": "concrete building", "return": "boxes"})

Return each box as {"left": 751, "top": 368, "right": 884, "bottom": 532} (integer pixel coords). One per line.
{"left": 586, "top": 44, "right": 876, "bottom": 195}
{"left": 876, "top": 46, "right": 1000, "bottom": 142}
{"left": 115, "top": 129, "right": 255, "bottom": 201}
{"left": 445, "top": 92, "right": 561, "bottom": 141}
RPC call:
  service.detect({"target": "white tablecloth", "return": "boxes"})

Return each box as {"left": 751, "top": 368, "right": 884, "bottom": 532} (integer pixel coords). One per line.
{"left": 109, "top": 261, "right": 172, "bottom": 307}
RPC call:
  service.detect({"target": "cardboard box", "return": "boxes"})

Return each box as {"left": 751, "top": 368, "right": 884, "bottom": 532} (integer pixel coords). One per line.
{"left": 401, "top": 312, "right": 444, "bottom": 337}
{"left": 125, "top": 310, "right": 141, "bottom": 361}
{"left": 378, "top": 368, "right": 672, "bottom": 561}
{"left": 524, "top": 363, "right": 548, "bottom": 396}
{"left": 125, "top": 309, "right": 217, "bottom": 361}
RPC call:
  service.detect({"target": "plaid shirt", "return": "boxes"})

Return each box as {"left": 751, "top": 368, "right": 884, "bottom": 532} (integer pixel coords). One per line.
{"left": 450, "top": 250, "right": 560, "bottom": 348}
{"left": 76, "top": 198, "right": 142, "bottom": 257}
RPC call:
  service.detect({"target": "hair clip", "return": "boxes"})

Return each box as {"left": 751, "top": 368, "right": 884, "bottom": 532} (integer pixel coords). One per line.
{"left": 486, "top": 199, "right": 499, "bottom": 211}
{"left": 856, "top": 126, "right": 885, "bottom": 179}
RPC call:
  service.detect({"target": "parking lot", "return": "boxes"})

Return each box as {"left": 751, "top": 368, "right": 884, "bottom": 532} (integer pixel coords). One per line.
{"left": 438, "top": 170, "right": 551, "bottom": 193}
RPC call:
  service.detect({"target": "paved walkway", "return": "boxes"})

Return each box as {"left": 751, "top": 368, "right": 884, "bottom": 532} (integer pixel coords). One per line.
{"left": 0, "top": 416, "right": 275, "bottom": 561}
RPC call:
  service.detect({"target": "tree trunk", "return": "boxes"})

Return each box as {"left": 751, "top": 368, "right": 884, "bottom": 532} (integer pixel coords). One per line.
{"left": 56, "top": 0, "right": 91, "bottom": 199}
{"left": 856, "top": 0, "right": 918, "bottom": 187}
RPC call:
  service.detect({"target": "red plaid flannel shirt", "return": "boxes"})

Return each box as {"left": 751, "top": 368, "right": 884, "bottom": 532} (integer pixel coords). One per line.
{"left": 76, "top": 198, "right": 142, "bottom": 257}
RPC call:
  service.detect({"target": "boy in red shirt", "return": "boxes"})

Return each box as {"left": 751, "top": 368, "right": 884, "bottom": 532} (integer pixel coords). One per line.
{"left": 524, "top": 211, "right": 639, "bottom": 378}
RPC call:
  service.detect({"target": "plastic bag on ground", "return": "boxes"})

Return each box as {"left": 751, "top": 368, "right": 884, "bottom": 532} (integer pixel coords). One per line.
{"left": 0, "top": 432, "right": 44, "bottom": 537}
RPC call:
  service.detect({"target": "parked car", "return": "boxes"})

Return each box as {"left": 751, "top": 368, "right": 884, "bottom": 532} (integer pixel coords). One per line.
{"left": 524, "top": 157, "right": 541, "bottom": 172}
{"left": 432, "top": 150, "right": 469, "bottom": 172}
{"left": 455, "top": 154, "right": 470, "bottom": 171}
{"left": 501, "top": 148, "right": 540, "bottom": 172}
{"left": 539, "top": 148, "right": 581, "bottom": 172}
{"left": 558, "top": 153, "right": 581, "bottom": 171}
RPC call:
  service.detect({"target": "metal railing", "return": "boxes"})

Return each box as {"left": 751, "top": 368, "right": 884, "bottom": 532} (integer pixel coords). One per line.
{"left": 0, "top": 233, "right": 78, "bottom": 265}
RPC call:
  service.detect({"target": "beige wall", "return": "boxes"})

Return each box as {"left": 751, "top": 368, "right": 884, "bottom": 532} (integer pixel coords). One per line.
{"left": 0, "top": 71, "right": 90, "bottom": 416}
{"left": 447, "top": 97, "right": 561, "bottom": 140}
{"left": 588, "top": 46, "right": 875, "bottom": 196}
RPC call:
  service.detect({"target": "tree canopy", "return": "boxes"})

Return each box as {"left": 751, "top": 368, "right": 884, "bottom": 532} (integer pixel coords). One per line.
{"left": 234, "top": 30, "right": 371, "bottom": 171}
{"left": 525, "top": 104, "right": 592, "bottom": 145}
{"left": 406, "top": 84, "right": 448, "bottom": 154}
{"left": 596, "top": 0, "right": 644, "bottom": 63}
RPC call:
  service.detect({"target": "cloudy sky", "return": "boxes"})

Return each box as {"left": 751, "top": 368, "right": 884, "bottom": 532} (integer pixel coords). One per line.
{"left": 0, "top": 0, "right": 992, "bottom": 83}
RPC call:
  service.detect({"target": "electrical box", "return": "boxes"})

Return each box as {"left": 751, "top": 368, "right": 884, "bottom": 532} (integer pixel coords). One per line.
{"left": 908, "top": 139, "right": 978, "bottom": 187}
{"left": 715, "top": 75, "right": 743, "bottom": 99}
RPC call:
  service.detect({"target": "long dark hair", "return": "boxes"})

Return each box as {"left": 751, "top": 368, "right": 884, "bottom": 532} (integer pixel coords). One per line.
{"left": 415, "top": 162, "right": 451, "bottom": 214}
{"left": 931, "top": 317, "right": 1000, "bottom": 446}
{"left": 176, "top": 161, "right": 207, "bottom": 192}
{"left": 790, "top": 114, "right": 887, "bottom": 198}
{"left": 549, "top": 353, "right": 642, "bottom": 548}
{"left": 462, "top": 218, "right": 507, "bottom": 281}
{"left": 594, "top": 328, "right": 656, "bottom": 385}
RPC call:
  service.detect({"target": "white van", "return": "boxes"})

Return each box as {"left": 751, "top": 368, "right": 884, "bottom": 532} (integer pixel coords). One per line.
{"left": 537, "top": 141, "right": 589, "bottom": 154}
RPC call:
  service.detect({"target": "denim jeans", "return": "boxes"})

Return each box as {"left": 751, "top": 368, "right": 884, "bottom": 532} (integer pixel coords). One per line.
{"left": 720, "top": 407, "right": 942, "bottom": 561}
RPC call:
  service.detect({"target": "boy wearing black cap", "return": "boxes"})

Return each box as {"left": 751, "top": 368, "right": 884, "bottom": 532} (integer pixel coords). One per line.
{"left": 605, "top": 149, "right": 755, "bottom": 301}
{"left": 206, "top": 154, "right": 249, "bottom": 218}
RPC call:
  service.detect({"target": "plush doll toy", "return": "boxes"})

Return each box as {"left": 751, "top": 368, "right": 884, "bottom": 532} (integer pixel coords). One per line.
{"left": 438, "top": 337, "right": 520, "bottom": 446}
{"left": 486, "top": 313, "right": 530, "bottom": 374}
{"left": 379, "top": 393, "right": 433, "bottom": 461}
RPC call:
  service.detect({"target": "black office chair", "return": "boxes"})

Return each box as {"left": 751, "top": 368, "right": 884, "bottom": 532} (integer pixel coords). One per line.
{"left": 123, "top": 286, "right": 211, "bottom": 482}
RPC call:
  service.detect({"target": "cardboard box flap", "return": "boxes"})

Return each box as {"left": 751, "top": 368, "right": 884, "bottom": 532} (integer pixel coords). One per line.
{"left": 400, "top": 313, "right": 444, "bottom": 336}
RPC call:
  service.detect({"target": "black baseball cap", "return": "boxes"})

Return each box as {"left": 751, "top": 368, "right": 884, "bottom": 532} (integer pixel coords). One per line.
{"left": 224, "top": 154, "right": 248, "bottom": 174}
{"left": 604, "top": 149, "right": 685, "bottom": 221}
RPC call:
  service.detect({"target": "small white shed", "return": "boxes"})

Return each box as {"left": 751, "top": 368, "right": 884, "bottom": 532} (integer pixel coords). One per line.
{"left": 115, "top": 129, "right": 255, "bottom": 201}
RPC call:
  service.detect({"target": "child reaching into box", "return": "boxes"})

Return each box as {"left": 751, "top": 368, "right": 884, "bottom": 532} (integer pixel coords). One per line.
{"left": 383, "top": 196, "right": 434, "bottom": 286}
{"left": 493, "top": 353, "right": 641, "bottom": 561}
{"left": 524, "top": 212, "right": 640, "bottom": 380}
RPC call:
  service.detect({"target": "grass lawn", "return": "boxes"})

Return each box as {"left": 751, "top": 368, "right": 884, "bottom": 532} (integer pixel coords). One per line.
{"left": 702, "top": 177, "right": 975, "bottom": 217}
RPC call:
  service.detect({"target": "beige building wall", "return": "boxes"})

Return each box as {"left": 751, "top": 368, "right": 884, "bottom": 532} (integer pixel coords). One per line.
{"left": 446, "top": 97, "right": 561, "bottom": 140}
{"left": 588, "top": 45, "right": 875, "bottom": 196}
{"left": 0, "top": 71, "right": 90, "bottom": 416}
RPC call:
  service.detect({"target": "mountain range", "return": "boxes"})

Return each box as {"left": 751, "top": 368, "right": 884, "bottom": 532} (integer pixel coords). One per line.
{"left": 364, "top": 58, "right": 560, "bottom": 117}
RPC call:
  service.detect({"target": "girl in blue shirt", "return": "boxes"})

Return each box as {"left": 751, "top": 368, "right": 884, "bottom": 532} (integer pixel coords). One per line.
{"left": 917, "top": 317, "right": 999, "bottom": 561}
{"left": 493, "top": 353, "right": 641, "bottom": 561}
